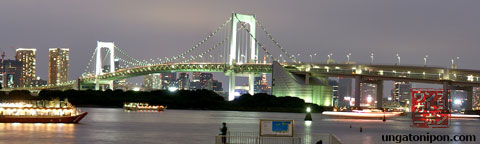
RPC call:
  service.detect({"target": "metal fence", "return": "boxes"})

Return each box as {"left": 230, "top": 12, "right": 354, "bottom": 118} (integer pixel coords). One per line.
{"left": 214, "top": 131, "right": 342, "bottom": 144}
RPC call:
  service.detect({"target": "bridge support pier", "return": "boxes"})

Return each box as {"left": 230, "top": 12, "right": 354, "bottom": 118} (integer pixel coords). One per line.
{"left": 354, "top": 76, "right": 361, "bottom": 109}
{"left": 228, "top": 73, "right": 236, "bottom": 101}
{"left": 466, "top": 86, "right": 473, "bottom": 111}
{"left": 248, "top": 74, "right": 255, "bottom": 96}
{"left": 376, "top": 80, "right": 383, "bottom": 109}
{"left": 442, "top": 81, "right": 451, "bottom": 112}
{"left": 95, "top": 80, "right": 100, "bottom": 90}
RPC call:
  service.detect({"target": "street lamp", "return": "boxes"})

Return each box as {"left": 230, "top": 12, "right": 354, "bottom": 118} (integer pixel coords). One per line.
{"left": 346, "top": 53, "right": 351, "bottom": 64}
{"left": 424, "top": 54, "right": 428, "bottom": 66}
{"left": 370, "top": 52, "right": 374, "bottom": 64}
{"left": 396, "top": 53, "right": 400, "bottom": 65}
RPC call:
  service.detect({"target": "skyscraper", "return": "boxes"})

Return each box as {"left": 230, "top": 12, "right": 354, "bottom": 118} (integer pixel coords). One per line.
{"left": 177, "top": 72, "right": 189, "bottom": 90}
{"left": 161, "top": 72, "right": 176, "bottom": 89}
{"left": 48, "top": 48, "right": 69, "bottom": 85}
{"left": 16, "top": 48, "right": 36, "bottom": 87}
{"left": 189, "top": 72, "right": 202, "bottom": 90}
{"left": 1, "top": 60, "right": 22, "bottom": 88}
{"left": 144, "top": 73, "right": 162, "bottom": 91}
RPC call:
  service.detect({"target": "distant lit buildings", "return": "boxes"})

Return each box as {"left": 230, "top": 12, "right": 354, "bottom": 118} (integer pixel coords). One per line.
{"left": 337, "top": 78, "right": 352, "bottom": 107}
{"left": 48, "top": 48, "right": 69, "bottom": 85}
{"left": 32, "top": 76, "right": 47, "bottom": 87}
{"left": 200, "top": 73, "right": 213, "bottom": 88}
{"left": 1, "top": 60, "right": 22, "bottom": 88}
{"left": 473, "top": 88, "right": 480, "bottom": 110}
{"left": 393, "top": 82, "right": 411, "bottom": 104}
{"left": 177, "top": 72, "right": 189, "bottom": 90}
{"left": 144, "top": 73, "right": 162, "bottom": 91}
{"left": 328, "top": 79, "right": 339, "bottom": 107}
{"left": 360, "top": 83, "right": 376, "bottom": 108}
{"left": 189, "top": 72, "right": 202, "bottom": 90}
{"left": 161, "top": 72, "right": 176, "bottom": 89}
{"left": 16, "top": 48, "right": 36, "bottom": 87}
{"left": 254, "top": 74, "right": 270, "bottom": 94}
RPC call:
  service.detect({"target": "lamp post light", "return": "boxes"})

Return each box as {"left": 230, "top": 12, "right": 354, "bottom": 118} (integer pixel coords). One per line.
{"left": 396, "top": 53, "right": 401, "bottom": 65}
{"left": 370, "top": 52, "right": 374, "bottom": 64}
{"left": 424, "top": 54, "right": 428, "bottom": 66}
{"left": 297, "top": 54, "right": 301, "bottom": 63}
{"left": 346, "top": 53, "right": 351, "bottom": 64}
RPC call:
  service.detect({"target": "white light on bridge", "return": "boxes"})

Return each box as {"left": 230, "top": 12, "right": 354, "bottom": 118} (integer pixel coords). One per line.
{"left": 467, "top": 75, "right": 474, "bottom": 81}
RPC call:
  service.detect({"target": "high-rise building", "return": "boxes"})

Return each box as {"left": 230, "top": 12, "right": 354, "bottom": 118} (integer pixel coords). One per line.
{"left": 144, "top": 73, "right": 162, "bottom": 91}
{"left": 48, "top": 48, "right": 69, "bottom": 85}
{"left": 328, "top": 79, "right": 339, "bottom": 107}
{"left": 200, "top": 73, "right": 213, "bottom": 89}
{"left": 1, "top": 60, "right": 22, "bottom": 88}
{"left": 189, "top": 72, "right": 202, "bottom": 90}
{"left": 177, "top": 72, "right": 190, "bottom": 90}
{"left": 393, "top": 82, "right": 411, "bottom": 103}
{"left": 338, "top": 78, "right": 352, "bottom": 107}
{"left": 16, "top": 48, "right": 36, "bottom": 87}
{"left": 360, "top": 83, "right": 376, "bottom": 108}
{"left": 254, "top": 74, "right": 270, "bottom": 94}
{"left": 161, "top": 72, "right": 176, "bottom": 89}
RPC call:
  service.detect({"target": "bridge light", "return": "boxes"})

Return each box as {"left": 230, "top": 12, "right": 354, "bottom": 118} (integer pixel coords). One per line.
{"left": 467, "top": 75, "right": 474, "bottom": 81}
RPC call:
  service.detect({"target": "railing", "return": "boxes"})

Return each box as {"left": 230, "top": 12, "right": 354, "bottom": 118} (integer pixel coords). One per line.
{"left": 216, "top": 131, "right": 342, "bottom": 144}
{"left": 215, "top": 136, "right": 301, "bottom": 144}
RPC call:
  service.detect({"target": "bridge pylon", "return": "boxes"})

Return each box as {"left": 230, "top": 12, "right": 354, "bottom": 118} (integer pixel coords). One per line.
{"left": 227, "top": 13, "right": 258, "bottom": 101}
{"left": 94, "top": 41, "right": 115, "bottom": 90}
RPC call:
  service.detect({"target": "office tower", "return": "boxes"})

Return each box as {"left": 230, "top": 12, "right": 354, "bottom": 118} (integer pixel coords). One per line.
{"left": 1, "top": 60, "right": 22, "bottom": 88}
{"left": 200, "top": 73, "right": 213, "bottom": 89}
{"left": 338, "top": 78, "right": 352, "bottom": 107}
{"left": 16, "top": 48, "right": 36, "bottom": 87}
{"left": 48, "top": 48, "right": 69, "bottom": 85}
{"left": 144, "top": 73, "right": 162, "bottom": 91}
{"left": 177, "top": 72, "right": 190, "bottom": 90}
{"left": 393, "top": 82, "right": 411, "bottom": 102}
{"left": 161, "top": 72, "right": 176, "bottom": 89}
{"left": 328, "top": 79, "right": 339, "bottom": 107}
{"left": 190, "top": 72, "right": 202, "bottom": 90}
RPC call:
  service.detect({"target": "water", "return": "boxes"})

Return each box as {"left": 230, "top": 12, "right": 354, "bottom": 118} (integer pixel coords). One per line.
{"left": 0, "top": 108, "right": 478, "bottom": 144}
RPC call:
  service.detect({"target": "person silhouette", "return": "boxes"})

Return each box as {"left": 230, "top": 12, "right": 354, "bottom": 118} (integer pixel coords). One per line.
{"left": 220, "top": 122, "right": 228, "bottom": 144}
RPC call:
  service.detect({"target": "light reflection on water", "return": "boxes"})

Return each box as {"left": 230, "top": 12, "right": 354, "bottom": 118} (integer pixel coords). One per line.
{"left": 0, "top": 108, "right": 478, "bottom": 144}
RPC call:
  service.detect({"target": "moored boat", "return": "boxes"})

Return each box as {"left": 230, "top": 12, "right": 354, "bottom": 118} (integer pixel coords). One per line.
{"left": 124, "top": 102, "right": 166, "bottom": 111}
{"left": 0, "top": 98, "right": 88, "bottom": 123}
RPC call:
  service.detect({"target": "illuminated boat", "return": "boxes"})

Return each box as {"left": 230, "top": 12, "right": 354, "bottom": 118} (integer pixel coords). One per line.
{"left": 123, "top": 102, "right": 166, "bottom": 111}
{"left": 322, "top": 109, "right": 403, "bottom": 119}
{"left": 0, "top": 99, "right": 88, "bottom": 123}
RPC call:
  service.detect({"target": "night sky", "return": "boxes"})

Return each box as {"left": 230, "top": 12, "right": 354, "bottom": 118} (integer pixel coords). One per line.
{"left": 1, "top": 0, "right": 479, "bottom": 92}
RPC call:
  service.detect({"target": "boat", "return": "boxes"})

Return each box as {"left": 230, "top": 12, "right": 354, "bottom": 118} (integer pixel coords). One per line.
{"left": 0, "top": 98, "right": 88, "bottom": 123}
{"left": 124, "top": 102, "right": 166, "bottom": 111}
{"left": 323, "top": 109, "right": 403, "bottom": 119}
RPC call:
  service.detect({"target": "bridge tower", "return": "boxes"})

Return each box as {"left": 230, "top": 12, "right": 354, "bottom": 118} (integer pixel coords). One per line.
{"left": 228, "top": 13, "right": 258, "bottom": 101}
{"left": 94, "top": 41, "right": 115, "bottom": 90}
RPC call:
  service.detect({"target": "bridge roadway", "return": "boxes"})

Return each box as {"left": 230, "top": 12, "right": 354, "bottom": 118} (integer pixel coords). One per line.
{"left": 5, "top": 62, "right": 480, "bottom": 110}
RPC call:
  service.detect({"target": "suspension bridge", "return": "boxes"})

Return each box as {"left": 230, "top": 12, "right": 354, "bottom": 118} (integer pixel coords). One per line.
{"left": 5, "top": 13, "right": 480, "bottom": 110}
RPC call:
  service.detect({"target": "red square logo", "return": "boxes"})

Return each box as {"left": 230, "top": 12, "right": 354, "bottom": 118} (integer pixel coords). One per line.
{"left": 411, "top": 88, "right": 451, "bottom": 128}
